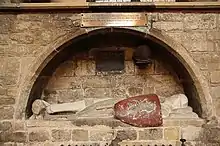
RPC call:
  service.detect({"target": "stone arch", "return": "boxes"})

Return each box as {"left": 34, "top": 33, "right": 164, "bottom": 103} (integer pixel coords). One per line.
{"left": 15, "top": 27, "right": 214, "bottom": 120}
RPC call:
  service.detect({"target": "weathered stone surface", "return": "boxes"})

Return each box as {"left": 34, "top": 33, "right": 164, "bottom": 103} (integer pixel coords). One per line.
{"left": 0, "top": 132, "right": 27, "bottom": 142}
{"left": 90, "top": 130, "right": 114, "bottom": 141}
{"left": 207, "top": 31, "right": 220, "bottom": 40}
{"left": 75, "top": 60, "right": 96, "bottom": 76}
{"left": 210, "top": 71, "right": 220, "bottom": 83}
{"left": 0, "top": 87, "right": 7, "bottom": 95}
{"left": 76, "top": 98, "right": 120, "bottom": 118}
{"left": 154, "top": 21, "right": 184, "bottom": 31}
{"left": 204, "top": 127, "right": 220, "bottom": 143}
{"left": 139, "top": 128, "right": 163, "bottom": 140}
{"left": 72, "top": 129, "right": 88, "bottom": 141}
{"left": 82, "top": 76, "right": 112, "bottom": 88}
{"left": 182, "top": 32, "right": 212, "bottom": 52}
{"left": 181, "top": 126, "right": 203, "bottom": 141}
{"left": 110, "top": 130, "right": 137, "bottom": 146}
{"left": 158, "top": 13, "right": 184, "bottom": 21}
{"left": 0, "top": 15, "right": 15, "bottom": 34}
{"left": 184, "top": 14, "right": 217, "bottom": 30}
{"left": 54, "top": 61, "right": 76, "bottom": 77}
{"left": 14, "top": 121, "right": 25, "bottom": 131}
{"left": 125, "top": 61, "right": 134, "bottom": 74}
{"left": 211, "top": 86, "right": 220, "bottom": 99}
{"left": 51, "top": 129, "right": 71, "bottom": 142}
{"left": 0, "top": 106, "right": 14, "bottom": 120}
{"left": 0, "top": 97, "right": 15, "bottom": 105}
{"left": 164, "top": 127, "right": 180, "bottom": 140}
{"left": 0, "top": 121, "right": 12, "bottom": 131}
{"left": 57, "top": 89, "right": 84, "bottom": 103}
{"left": 114, "top": 94, "right": 162, "bottom": 127}
{"left": 5, "top": 57, "right": 20, "bottom": 77}
{"left": 112, "top": 87, "right": 127, "bottom": 99}
{"left": 127, "top": 87, "right": 143, "bottom": 97}
{"left": 84, "top": 88, "right": 111, "bottom": 99}
{"left": 29, "top": 130, "right": 50, "bottom": 142}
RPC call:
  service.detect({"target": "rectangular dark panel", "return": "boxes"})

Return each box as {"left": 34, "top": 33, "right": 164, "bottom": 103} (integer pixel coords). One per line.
{"left": 96, "top": 51, "right": 124, "bottom": 72}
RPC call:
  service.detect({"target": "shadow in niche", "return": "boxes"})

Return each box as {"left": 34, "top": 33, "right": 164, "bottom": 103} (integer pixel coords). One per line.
{"left": 25, "top": 28, "right": 202, "bottom": 119}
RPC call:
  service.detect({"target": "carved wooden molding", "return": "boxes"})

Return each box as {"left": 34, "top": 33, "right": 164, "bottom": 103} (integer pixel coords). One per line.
{"left": 0, "top": 2, "right": 220, "bottom": 11}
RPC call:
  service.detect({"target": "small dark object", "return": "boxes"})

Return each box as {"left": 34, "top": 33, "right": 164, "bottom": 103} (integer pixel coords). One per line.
{"left": 180, "top": 138, "right": 186, "bottom": 146}
{"left": 132, "top": 45, "right": 152, "bottom": 69}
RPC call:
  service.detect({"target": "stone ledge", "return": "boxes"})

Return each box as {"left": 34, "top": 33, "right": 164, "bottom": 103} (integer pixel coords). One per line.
{"left": 0, "top": 2, "right": 220, "bottom": 11}
{"left": 26, "top": 118, "right": 206, "bottom": 128}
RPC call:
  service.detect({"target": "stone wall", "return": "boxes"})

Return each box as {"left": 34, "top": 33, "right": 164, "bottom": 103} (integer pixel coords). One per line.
{"left": 43, "top": 50, "right": 183, "bottom": 104}
{"left": 0, "top": 12, "right": 220, "bottom": 145}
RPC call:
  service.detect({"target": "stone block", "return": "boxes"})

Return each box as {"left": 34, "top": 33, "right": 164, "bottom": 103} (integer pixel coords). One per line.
{"left": 158, "top": 13, "right": 184, "bottom": 21}
{"left": 54, "top": 61, "right": 76, "bottom": 77}
{"left": 139, "top": 128, "right": 163, "bottom": 140}
{"left": 181, "top": 126, "right": 203, "bottom": 141}
{"left": 110, "top": 130, "right": 137, "bottom": 146}
{"left": 0, "top": 97, "right": 15, "bottom": 105}
{"left": 182, "top": 32, "right": 212, "bottom": 52}
{"left": 119, "top": 141, "right": 180, "bottom": 146}
{"left": 163, "top": 119, "right": 180, "bottom": 126}
{"left": 90, "top": 130, "right": 114, "bottom": 141}
{"left": 154, "top": 60, "right": 171, "bottom": 74}
{"left": 125, "top": 61, "right": 135, "bottom": 74}
{"left": 3, "top": 76, "right": 18, "bottom": 86}
{"left": 143, "top": 87, "right": 155, "bottom": 95}
{"left": 46, "top": 77, "right": 73, "bottom": 90}
{"left": 0, "top": 45, "right": 5, "bottom": 56}
{"left": 0, "top": 121, "right": 12, "bottom": 131}
{"left": 5, "top": 57, "right": 20, "bottom": 77}
{"left": 82, "top": 76, "right": 112, "bottom": 88}
{"left": 75, "top": 60, "right": 95, "bottom": 76}
{"left": 211, "top": 86, "right": 220, "bottom": 99}
{"left": 72, "top": 129, "right": 88, "bottom": 141}
{"left": 156, "top": 21, "right": 184, "bottom": 32}
{"left": 57, "top": 89, "right": 84, "bottom": 103}
{"left": 7, "top": 87, "right": 18, "bottom": 96}
{"left": 215, "top": 99, "right": 220, "bottom": 117}
{"left": 84, "top": 88, "right": 111, "bottom": 99}
{"left": 112, "top": 87, "right": 127, "bottom": 99}
{"left": 184, "top": 14, "right": 217, "bottom": 30}
{"left": 0, "top": 87, "right": 7, "bottom": 95}
{"left": 10, "top": 33, "right": 34, "bottom": 44}
{"left": 127, "top": 87, "right": 143, "bottom": 97}
{"left": 210, "top": 71, "right": 220, "bottom": 83}
{"left": 204, "top": 127, "right": 220, "bottom": 143}
{"left": 13, "top": 121, "right": 25, "bottom": 131}
{"left": 0, "top": 132, "right": 27, "bottom": 142}
{"left": 0, "top": 34, "right": 9, "bottom": 45}
{"left": 164, "top": 127, "right": 180, "bottom": 140}
{"left": 121, "top": 75, "right": 146, "bottom": 87}
{"left": 29, "top": 130, "right": 50, "bottom": 142}
{"left": 207, "top": 31, "right": 220, "bottom": 40}
{"left": 51, "top": 129, "right": 71, "bottom": 142}
{"left": 116, "top": 130, "right": 137, "bottom": 140}
{"left": 191, "top": 52, "right": 210, "bottom": 70}
{"left": 0, "top": 106, "right": 14, "bottom": 120}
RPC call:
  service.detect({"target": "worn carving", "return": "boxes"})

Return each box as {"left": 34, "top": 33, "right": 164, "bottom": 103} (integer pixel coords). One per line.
{"left": 30, "top": 93, "right": 199, "bottom": 123}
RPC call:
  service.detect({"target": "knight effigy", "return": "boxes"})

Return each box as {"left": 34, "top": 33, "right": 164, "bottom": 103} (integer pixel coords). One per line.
{"left": 30, "top": 93, "right": 199, "bottom": 127}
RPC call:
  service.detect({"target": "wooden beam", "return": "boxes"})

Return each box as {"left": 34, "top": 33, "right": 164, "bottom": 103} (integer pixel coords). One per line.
{"left": 0, "top": 2, "right": 220, "bottom": 11}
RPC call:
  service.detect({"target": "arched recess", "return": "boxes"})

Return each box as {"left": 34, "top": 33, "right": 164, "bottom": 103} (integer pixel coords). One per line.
{"left": 15, "top": 27, "right": 213, "bottom": 120}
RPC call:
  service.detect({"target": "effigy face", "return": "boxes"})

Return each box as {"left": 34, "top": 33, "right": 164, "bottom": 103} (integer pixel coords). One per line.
{"left": 114, "top": 94, "right": 162, "bottom": 127}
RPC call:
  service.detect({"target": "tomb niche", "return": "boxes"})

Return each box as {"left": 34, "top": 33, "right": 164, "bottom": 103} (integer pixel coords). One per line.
{"left": 29, "top": 44, "right": 201, "bottom": 127}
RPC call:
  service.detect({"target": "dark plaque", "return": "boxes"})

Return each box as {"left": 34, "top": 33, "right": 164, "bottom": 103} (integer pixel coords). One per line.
{"left": 81, "top": 13, "right": 147, "bottom": 27}
{"left": 96, "top": 51, "right": 124, "bottom": 72}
